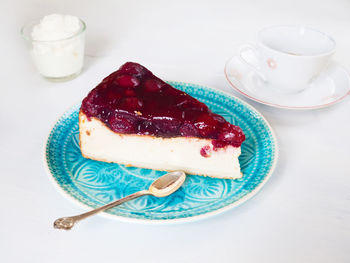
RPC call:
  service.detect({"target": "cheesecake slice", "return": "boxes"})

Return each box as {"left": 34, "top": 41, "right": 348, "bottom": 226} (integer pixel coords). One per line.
{"left": 79, "top": 62, "right": 245, "bottom": 178}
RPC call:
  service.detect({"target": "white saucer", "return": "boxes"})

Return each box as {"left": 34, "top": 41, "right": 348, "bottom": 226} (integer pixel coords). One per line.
{"left": 225, "top": 55, "right": 350, "bottom": 109}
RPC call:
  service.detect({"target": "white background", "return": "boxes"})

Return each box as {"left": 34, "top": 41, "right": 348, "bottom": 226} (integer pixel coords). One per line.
{"left": 1, "top": 0, "right": 350, "bottom": 262}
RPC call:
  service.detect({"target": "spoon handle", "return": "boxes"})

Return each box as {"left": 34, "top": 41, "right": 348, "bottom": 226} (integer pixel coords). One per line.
{"left": 54, "top": 190, "right": 150, "bottom": 230}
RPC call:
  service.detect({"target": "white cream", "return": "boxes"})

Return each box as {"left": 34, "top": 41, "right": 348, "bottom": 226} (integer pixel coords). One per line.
{"left": 30, "top": 14, "right": 85, "bottom": 79}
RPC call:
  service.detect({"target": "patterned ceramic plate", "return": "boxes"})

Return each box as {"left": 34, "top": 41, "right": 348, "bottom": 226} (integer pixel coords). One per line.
{"left": 45, "top": 82, "right": 278, "bottom": 223}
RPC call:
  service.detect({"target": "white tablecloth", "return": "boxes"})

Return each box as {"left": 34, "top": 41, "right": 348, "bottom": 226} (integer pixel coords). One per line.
{"left": 2, "top": 0, "right": 350, "bottom": 262}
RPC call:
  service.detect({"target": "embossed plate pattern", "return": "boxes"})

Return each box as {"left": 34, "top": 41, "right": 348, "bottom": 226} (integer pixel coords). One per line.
{"left": 45, "top": 82, "right": 278, "bottom": 223}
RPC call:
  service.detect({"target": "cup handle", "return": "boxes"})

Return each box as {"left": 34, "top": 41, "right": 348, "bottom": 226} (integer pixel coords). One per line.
{"left": 238, "top": 44, "right": 267, "bottom": 82}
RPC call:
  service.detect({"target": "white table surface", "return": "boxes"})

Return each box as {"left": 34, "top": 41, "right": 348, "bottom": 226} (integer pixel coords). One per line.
{"left": 2, "top": 0, "right": 350, "bottom": 262}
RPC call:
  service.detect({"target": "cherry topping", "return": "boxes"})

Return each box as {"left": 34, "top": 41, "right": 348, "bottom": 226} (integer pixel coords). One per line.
{"left": 212, "top": 113, "right": 226, "bottom": 124}
{"left": 212, "top": 140, "right": 226, "bottom": 149}
{"left": 81, "top": 62, "right": 245, "bottom": 149}
{"left": 105, "top": 88, "right": 122, "bottom": 105}
{"left": 109, "top": 114, "right": 136, "bottom": 133}
{"left": 119, "top": 97, "right": 143, "bottom": 111}
{"left": 200, "top": 145, "right": 212, "bottom": 157}
{"left": 138, "top": 120, "right": 157, "bottom": 135}
{"left": 194, "top": 114, "right": 218, "bottom": 137}
{"left": 124, "top": 88, "right": 137, "bottom": 97}
{"left": 219, "top": 124, "right": 245, "bottom": 143}
{"left": 144, "top": 79, "right": 164, "bottom": 92}
{"left": 119, "top": 62, "right": 146, "bottom": 76}
{"left": 153, "top": 118, "right": 181, "bottom": 136}
{"left": 179, "top": 122, "right": 199, "bottom": 137}
{"left": 114, "top": 75, "right": 140, "bottom": 88}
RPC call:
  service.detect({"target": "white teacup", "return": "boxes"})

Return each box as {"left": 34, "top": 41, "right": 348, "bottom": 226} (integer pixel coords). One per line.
{"left": 239, "top": 25, "right": 336, "bottom": 93}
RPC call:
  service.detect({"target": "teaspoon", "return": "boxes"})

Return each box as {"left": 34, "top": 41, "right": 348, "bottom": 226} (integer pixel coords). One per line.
{"left": 53, "top": 171, "right": 186, "bottom": 230}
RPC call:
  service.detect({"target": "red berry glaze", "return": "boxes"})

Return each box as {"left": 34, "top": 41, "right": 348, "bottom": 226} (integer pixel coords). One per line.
{"left": 81, "top": 62, "right": 245, "bottom": 149}
{"left": 113, "top": 74, "right": 140, "bottom": 88}
{"left": 200, "top": 145, "right": 212, "bottom": 157}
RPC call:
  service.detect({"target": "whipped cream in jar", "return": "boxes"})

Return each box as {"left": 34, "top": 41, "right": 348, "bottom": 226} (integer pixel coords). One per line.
{"left": 21, "top": 14, "right": 86, "bottom": 81}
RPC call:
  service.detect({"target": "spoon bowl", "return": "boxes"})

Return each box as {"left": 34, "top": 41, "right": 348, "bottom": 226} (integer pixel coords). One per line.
{"left": 149, "top": 171, "right": 186, "bottom": 197}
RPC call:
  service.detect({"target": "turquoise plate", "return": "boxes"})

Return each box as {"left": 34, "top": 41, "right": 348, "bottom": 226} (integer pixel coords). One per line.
{"left": 45, "top": 82, "right": 278, "bottom": 223}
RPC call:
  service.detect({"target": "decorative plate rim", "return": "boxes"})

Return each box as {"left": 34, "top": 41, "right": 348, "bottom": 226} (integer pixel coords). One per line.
{"left": 43, "top": 82, "right": 279, "bottom": 224}
{"left": 224, "top": 55, "right": 350, "bottom": 110}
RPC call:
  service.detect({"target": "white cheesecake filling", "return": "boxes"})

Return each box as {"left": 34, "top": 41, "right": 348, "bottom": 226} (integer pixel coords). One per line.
{"left": 79, "top": 113, "right": 242, "bottom": 179}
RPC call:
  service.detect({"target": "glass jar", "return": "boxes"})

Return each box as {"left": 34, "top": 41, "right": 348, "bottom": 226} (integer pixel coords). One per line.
{"left": 21, "top": 18, "right": 86, "bottom": 81}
